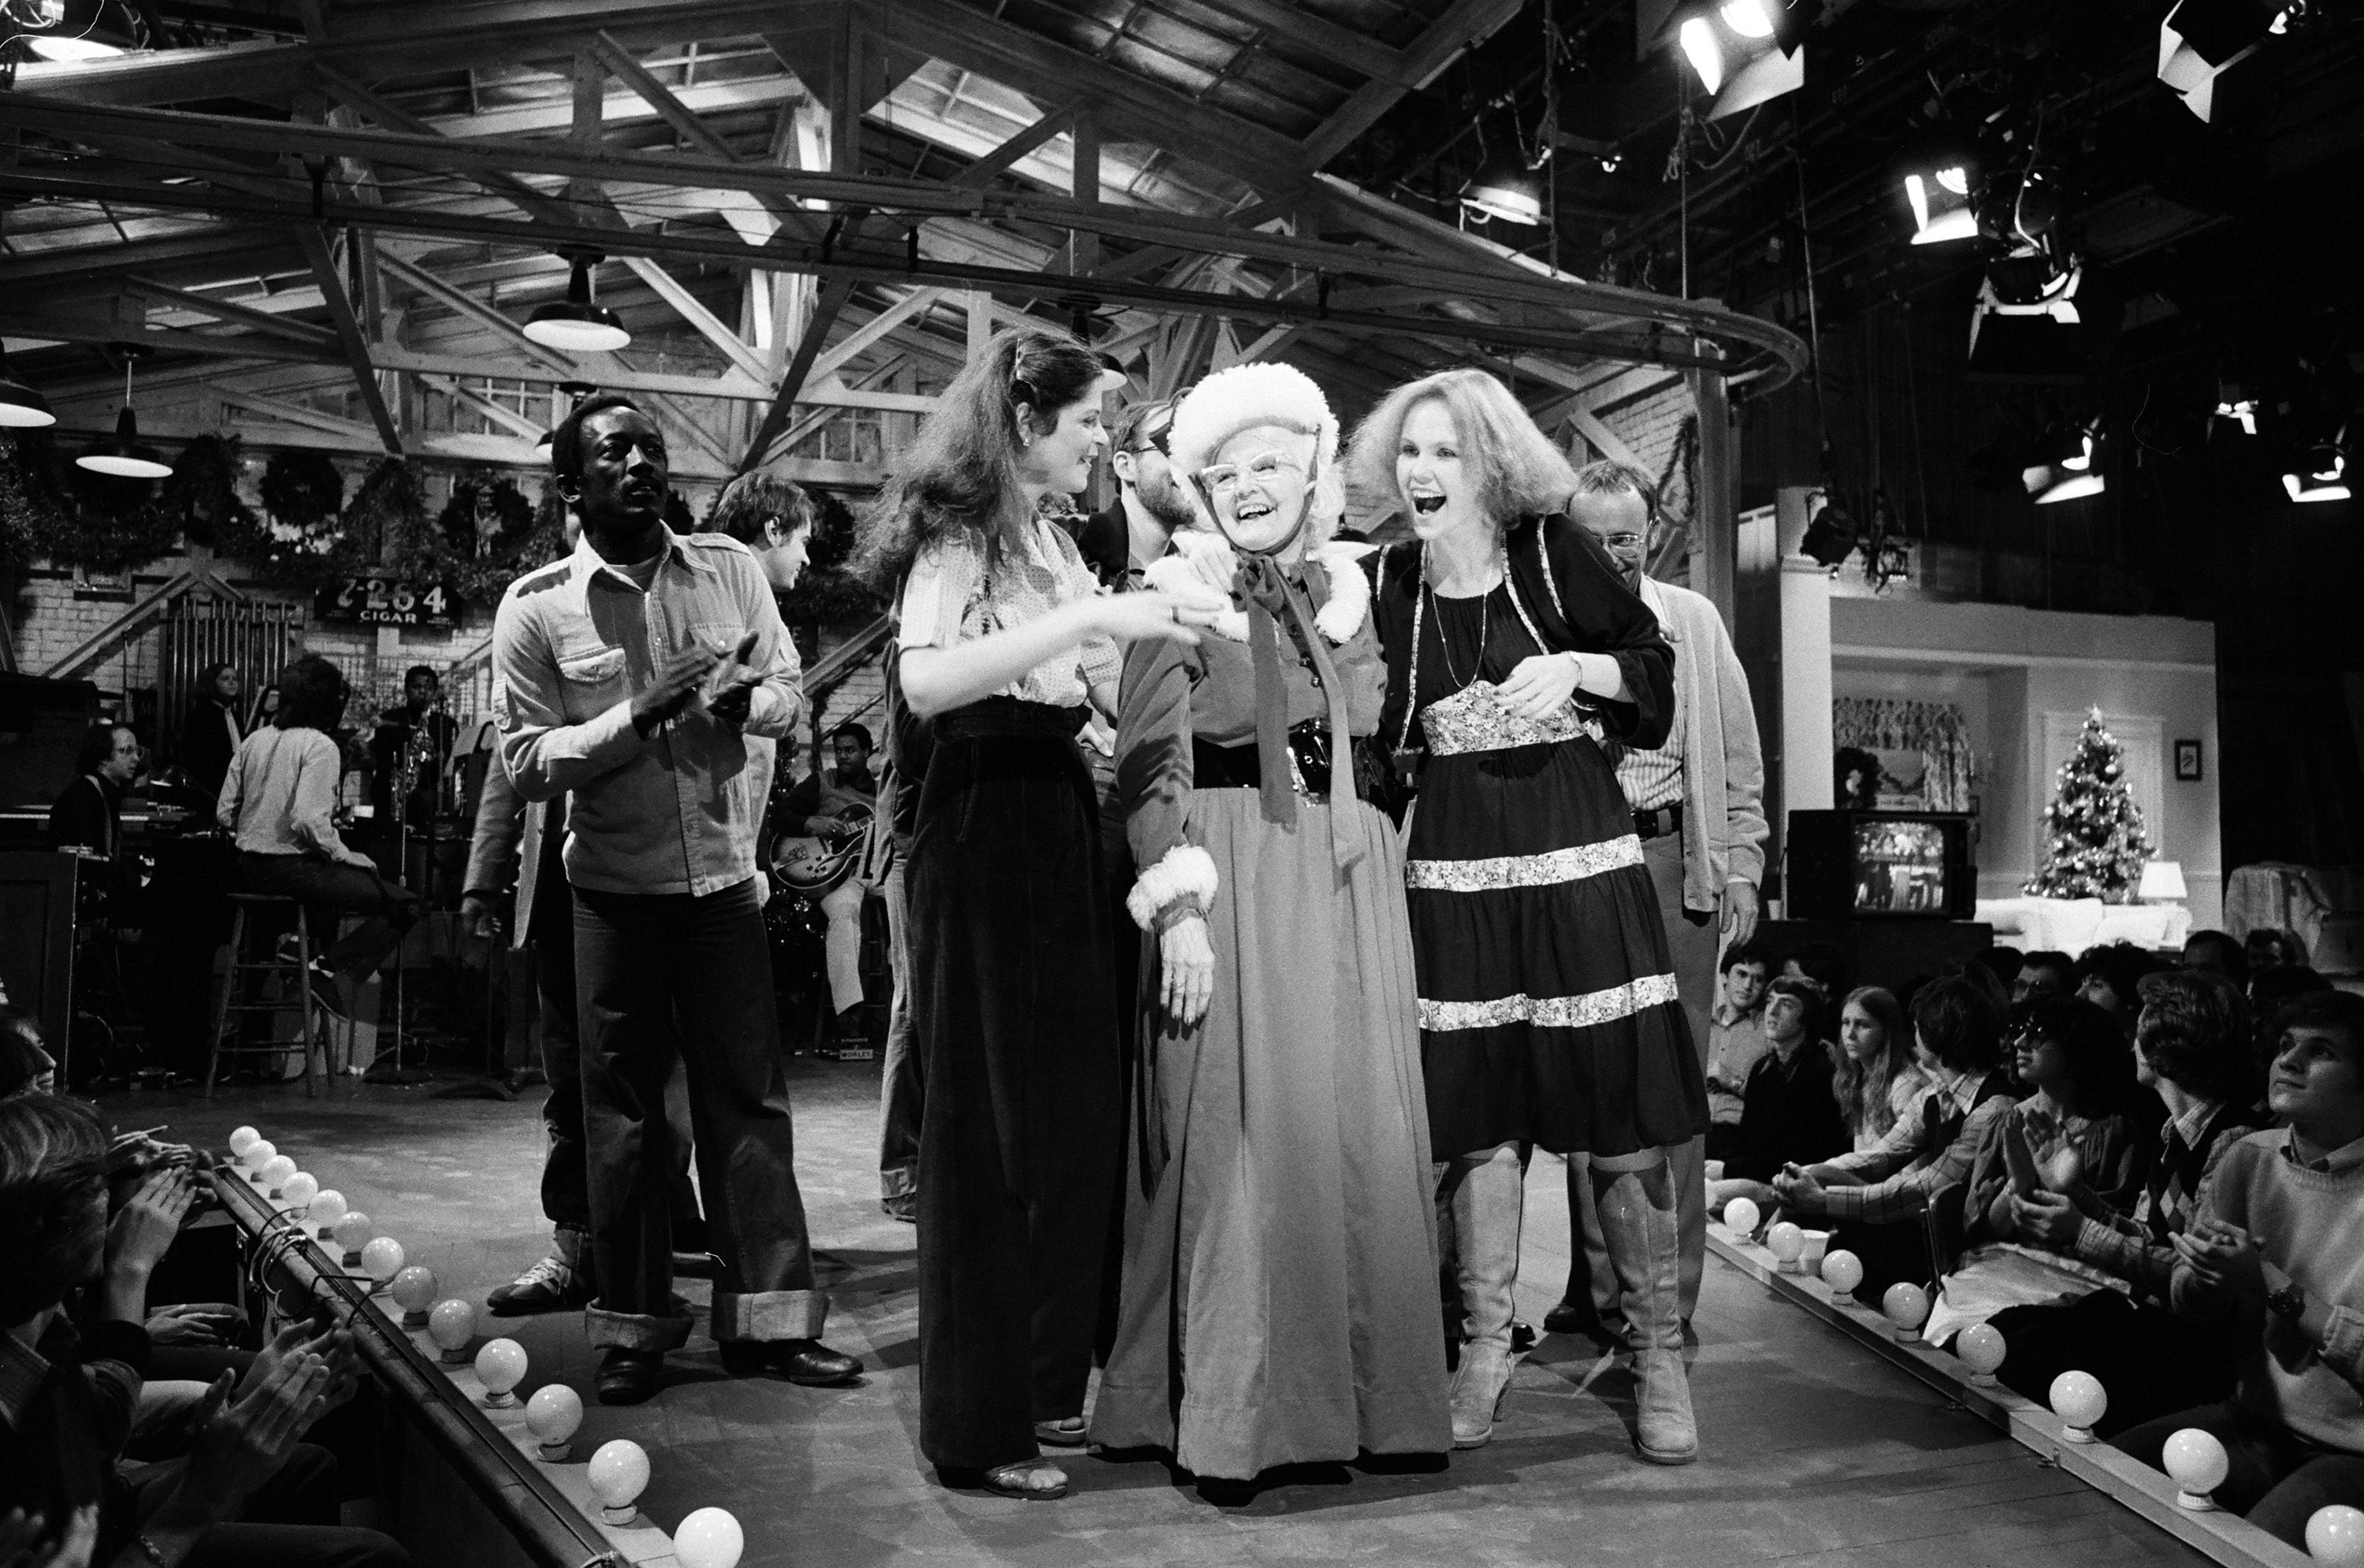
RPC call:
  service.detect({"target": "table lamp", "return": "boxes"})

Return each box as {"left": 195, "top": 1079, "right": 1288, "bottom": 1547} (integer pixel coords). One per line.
{"left": 2138, "top": 860, "right": 2187, "bottom": 904}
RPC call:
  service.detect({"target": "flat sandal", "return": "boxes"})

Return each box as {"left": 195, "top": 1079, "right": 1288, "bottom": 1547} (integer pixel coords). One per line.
{"left": 981, "top": 1459, "right": 1070, "bottom": 1499}
{"left": 1033, "top": 1417, "right": 1088, "bottom": 1447}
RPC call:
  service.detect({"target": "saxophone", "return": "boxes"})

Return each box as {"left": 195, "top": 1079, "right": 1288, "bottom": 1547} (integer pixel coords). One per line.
{"left": 395, "top": 693, "right": 444, "bottom": 824}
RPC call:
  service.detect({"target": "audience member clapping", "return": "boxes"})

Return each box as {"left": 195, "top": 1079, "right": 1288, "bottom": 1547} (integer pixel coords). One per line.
{"left": 1702, "top": 943, "right": 1773, "bottom": 1162}
{"left": 1706, "top": 977, "right": 1849, "bottom": 1215}
{"left": 1773, "top": 976, "right": 2016, "bottom": 1302}
{"left": 2111, "top": 990, "right": 2364, "bottom": 1549}
{"left": 1830, "top": 987, "right": 1926, "bottom": 1154}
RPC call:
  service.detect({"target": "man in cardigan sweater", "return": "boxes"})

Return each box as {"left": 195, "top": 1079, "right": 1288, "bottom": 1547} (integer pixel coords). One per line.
{"left": 1553, "top": 460, "right": 1770, "bottom": 1334}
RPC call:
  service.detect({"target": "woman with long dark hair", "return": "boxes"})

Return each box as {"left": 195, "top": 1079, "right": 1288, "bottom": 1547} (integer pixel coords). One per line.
{"left": 1351, "top": 368, "right": 1696, "bottom": 1463}
{"left": 217, "top": 654, "right": 422, "bottom": 1023}
{"left": 855, "top": 326, "right": 1216, "bottom": 1499}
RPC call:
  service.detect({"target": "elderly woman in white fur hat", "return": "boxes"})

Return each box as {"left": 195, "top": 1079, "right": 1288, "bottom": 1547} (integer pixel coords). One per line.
{"left": 1089, "top": 361, "right": 1450, "bottom": 1482}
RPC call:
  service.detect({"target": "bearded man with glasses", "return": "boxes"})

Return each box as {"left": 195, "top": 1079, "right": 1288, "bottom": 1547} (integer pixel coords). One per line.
{"left": 1549, "top": 459, "right": 1771, "bottom": 1348}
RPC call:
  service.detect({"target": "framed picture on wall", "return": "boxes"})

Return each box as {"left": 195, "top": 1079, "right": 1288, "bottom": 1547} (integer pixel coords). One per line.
{"left": 2175, "top": 739, "right": 2203, "bottom": 781}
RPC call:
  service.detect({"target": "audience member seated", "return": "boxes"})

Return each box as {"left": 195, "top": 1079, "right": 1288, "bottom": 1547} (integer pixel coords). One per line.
{"left": 1831, "top": 987, "right": 1926, "bottom": 1155}
{"left": 2246, "top": 926, "right": 2308, "bottom": 977}
{"left": 217, "top": 656, "right": 424, "bottom": 1024}
{"left": 1779, "top": 939, "right": 1852, "bottom": 1004}
{"left": 0, "top": 1094, "right": 407, "bottom": 1567}
{"left": 1706, "top": 977, "right": 1849, "bottom": 1215}
{"left": 1939, "top": 953, "right": 2011, "bottom": 1019}
{"left": 2112, "top": 991, "right": 2364, "bottom": 1550}
{"left": 1983, "top": 969, "right": 2266, "bottom": 1435}
{"left": 2073, "top": 942, "right": 2167, "bottom": 1039}
{"left": 1702, "top": 942, "right": 1772, "bottom": 1162}
{"left": 1920, "top": 994, "right": 2153, "bottom": 1343}
{"left": 0, "top": 1009, "right": 56, "bottom": 1101}
{"left": 1773, "top": 976, "right": 2016, "bottom": 1304}
{"left": 2250, "top": 967, "right": 2333, "bottom": 1065}
{"left": 2012, "top": 949, "right": 2075, "bottom": 1005}
{"left": 2183, "top": 929, "right": 2248, "bottom": 990}
{"left": 1973, "top": 946, "right": 2024, "bottom": 1004}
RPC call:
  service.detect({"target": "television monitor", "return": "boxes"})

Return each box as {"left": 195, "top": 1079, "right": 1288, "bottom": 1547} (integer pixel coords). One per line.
{"left": 1786, "top": 810, "right": 1976, "bottom": 921}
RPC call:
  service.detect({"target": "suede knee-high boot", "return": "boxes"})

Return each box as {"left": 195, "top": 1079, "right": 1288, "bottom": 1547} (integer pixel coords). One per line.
{"left": 1447, "top": 1144, "right": 1525, "bottom": 1449}
{"left": 1591, "top": 1157, "right": 1697, "bottom": 1466}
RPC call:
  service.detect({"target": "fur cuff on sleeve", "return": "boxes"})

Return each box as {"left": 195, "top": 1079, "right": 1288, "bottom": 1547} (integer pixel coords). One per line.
{"left": 1126, "top": 844, "right": 1218, "bottom": 931}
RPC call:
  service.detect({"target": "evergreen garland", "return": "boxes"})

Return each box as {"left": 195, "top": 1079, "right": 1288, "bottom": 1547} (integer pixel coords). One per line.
{"left": 336, "top": 457, "right": 430, "bottom": 573}
{"left": 161, "top": 433, "right": 255, "bottom": 549}
{"left": 0, "top": 430, "right": 69, "bottom": 568}
{"left": 444, "top": 475, "right": 566, "bottom": 609}
{"left": 211, "top": 450, "right": 348, "bottom": 588}
{"left": 2024, "top": 709, "right": 2157, "bottom": 901}
{"left": 61, "top": 460, "right": 182, "bottom": 574}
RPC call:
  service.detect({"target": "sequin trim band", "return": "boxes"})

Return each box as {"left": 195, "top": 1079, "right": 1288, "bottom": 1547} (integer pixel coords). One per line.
{"left": 1418, "top": 680, "right": 1603, "bottom": 756}
{"left": 1418, "top": 972, "right": 1682, "bottom": 1033}
{"left": 1406, "top": 834, "right": 1644, "bottom": 891}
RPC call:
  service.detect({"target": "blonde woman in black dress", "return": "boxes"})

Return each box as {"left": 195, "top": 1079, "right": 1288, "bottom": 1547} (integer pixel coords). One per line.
{"left": 1354, "top": 368, "right": 1703, "bottom": 1463}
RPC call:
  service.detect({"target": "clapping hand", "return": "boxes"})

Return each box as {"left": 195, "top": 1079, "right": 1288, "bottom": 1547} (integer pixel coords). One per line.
{"left": 2174, "top": 1219, "right": 2265, "bottom": 1298}
{"left": 1771, "top": 1161, "right": 1825, "bottom": 1209}
{"left": 146, "top": 1302, "right": 245, "bottom": 1347}
{"left": 2009, "top": 1189, "right": 2083, "bottom": 1248}
{"left": 630, "top": 644, "right": 721, "bottom": 734}
{"left": 184, "top": 1353, "right": 338, "bottom": 1514}
{"left": 704, "top": 630, "right": 767, "bottom": 728}
{"left": 0, "top": 1505, "right": 98, "bottom": 1568}
{"left": 109, "top": 1165, "right": 195, "bottom": 1280}
{"left": 1495, "top": 653, "right": 1584, "bottom": 723}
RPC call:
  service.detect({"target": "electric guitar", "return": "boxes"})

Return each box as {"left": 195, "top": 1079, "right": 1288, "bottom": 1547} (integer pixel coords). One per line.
{"left": 771, "top": 801, "right": 874, "bottom": 897}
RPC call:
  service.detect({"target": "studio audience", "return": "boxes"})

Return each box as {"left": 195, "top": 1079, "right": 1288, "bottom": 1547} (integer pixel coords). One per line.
{"left": 1701, "top": 943, "right": 1772, "bottom": 1162}
{"left": 1831, "top": 986, "right": 1925, "bottom": 1153}
{"left": 2072, "top": 942, "right": 2165, "bottom": 1037}
{"left": 1705, "top": 976, "right": 1848, "bottom": 1216}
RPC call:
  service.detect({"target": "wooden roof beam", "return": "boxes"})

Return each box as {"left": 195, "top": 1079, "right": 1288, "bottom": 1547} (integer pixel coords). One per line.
{"left": 742, "top": 272, "right": 855, "bottom": 470}
{"left": 375, "top": 250, "right": 582, "bottom": 374}
{"left": 618, "top": 254, "right": 771, "bottom": 384}
{"left": 1302, "top": 0, "right": 1526, "bottom": 169}
{"left": 293, "top": 224, "right": 401, "bottom": 451}
{"left": 120, "top": 274, "right": 339, "bottom": 347}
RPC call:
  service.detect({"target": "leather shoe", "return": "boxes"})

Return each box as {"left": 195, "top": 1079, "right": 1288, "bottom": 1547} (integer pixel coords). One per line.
{"left": 597, "top": 1347, "right": 664, "bottom": 1406}
{"left": 719, "top": 1339, "right": 862, "bottom": 1386}
{"left": 1544, "top": 1298, "right": 1615, "bottom": 1338}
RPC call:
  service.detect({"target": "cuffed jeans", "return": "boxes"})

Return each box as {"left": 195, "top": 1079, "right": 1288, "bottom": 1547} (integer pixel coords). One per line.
{"left": 574, "top": 877, "right": 826, "bottom": 1349}
{"left": 878, "top": 863, "right": 920, "bottom": 1206}
{"left": 238, "top": 852, "right": 423, "bottom": 980}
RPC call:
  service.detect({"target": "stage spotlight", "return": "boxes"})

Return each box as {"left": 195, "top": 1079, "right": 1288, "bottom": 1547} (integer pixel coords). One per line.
{"left": 1678, "top": 16, "right": 1724, "bottom": 94}
{"left": 1460, "top": 150, "right": 1544, "bottom": 226}
{"left": 1968, "top": 255, "right": 2085, "bottom": 379}
{"left": 2284, "top": 435, "right": 2350, "bottom": 503}
{"left": 2033, "top": 470, "right": 2106, "bottom": 505}
{"left": 1899, "top": 136, "right": 1979, "bottom": 246}
{"left": 2041, "top": 419, "right": 2098, "bottom": 471}
{"left": 525, "top": 256, "right": 630, "bottom": 352}
{"left": 2158, "top": 0, "right": 2295, "bottom": 120}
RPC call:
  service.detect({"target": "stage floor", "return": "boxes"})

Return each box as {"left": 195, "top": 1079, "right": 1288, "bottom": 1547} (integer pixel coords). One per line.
{"left": 121, "top": 1061, "right": 2214, "bottom": 1568}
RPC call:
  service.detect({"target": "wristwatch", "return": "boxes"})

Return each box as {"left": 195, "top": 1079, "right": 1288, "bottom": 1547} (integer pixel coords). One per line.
{"left": 2266, "top": 1280, "right": 2306, "bottom": 1321}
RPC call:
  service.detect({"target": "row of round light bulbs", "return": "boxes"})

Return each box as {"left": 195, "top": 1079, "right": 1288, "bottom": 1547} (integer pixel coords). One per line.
{"left": 224, "top": 1126, "right": 745, "bottom": 1568}
{"left": 1719, "top": 1196, "right": 2363, "bottom": 1560}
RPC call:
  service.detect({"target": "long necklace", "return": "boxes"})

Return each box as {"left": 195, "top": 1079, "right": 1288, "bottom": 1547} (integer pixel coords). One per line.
{"left": 1426, "top": 578, "right": 1488, "bottom": 689}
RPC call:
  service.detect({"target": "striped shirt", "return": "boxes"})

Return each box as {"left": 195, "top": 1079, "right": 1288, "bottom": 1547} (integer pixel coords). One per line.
{"left": 1606, "top": 708, "right": 1685, "bottom": 812}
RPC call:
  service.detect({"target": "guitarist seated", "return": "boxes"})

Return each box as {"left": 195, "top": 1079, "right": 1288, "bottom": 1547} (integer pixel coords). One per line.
{"left": 779, "top": 723, "right": 880, "bottom": 1042}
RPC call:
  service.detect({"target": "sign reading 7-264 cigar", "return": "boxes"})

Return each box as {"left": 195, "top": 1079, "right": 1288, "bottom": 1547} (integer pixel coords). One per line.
{"left": 314, "top": 575, "right": 458, "bottom": 628}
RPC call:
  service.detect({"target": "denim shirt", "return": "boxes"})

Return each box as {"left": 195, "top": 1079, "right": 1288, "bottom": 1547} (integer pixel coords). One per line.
{"left": 492, "top": 528, "right": 803, "bottom": 897}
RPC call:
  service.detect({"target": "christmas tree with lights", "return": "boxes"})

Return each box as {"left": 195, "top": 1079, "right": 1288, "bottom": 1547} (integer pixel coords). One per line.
{"left": 2024, "top": 709, "right": 2156, "bottom": 901}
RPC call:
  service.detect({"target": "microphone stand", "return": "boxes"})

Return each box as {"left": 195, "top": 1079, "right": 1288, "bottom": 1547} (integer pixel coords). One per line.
{"left": 365, "top": 697, "right": 436, "bottom": 1086}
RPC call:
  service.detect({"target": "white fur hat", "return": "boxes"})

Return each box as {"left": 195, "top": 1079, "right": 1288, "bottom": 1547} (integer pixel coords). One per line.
{"left": 1167, "top": 362, "right": 1338, "bottom": 477}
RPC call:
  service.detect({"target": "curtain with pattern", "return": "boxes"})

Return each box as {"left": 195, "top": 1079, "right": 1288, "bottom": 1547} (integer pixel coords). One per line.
{"left": 1833, "top": 697, "right": 1978, "bottom": 813}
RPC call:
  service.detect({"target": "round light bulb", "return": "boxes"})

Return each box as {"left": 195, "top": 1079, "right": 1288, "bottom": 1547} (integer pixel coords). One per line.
{"left": 1767, "top": 1221, "right": 1805, "bottom": 1270}
{"left": 673, "top": 1507, "right": 744, "bottom": 1568}
{"left": 1723, "top": 1196, "right": 1760, "bottom": 1235}
{"left": 1820, "top": 1249, "right": 1864, "bottom": 1296}
{"left": 586, "top": 1439, "right": 650, "bottom": 1523}
{"left": 243, "top": 1139, "right": 277, "bottom": 1180}
{"left": 332, "top": 1211, "right": 373, "bottom": 1261}
{"left": 2307, "top": 1504, "right": 2364, "bottom": 1566}
{"left": 281, "top": 1172, "right": 319, "bottom": 1213}
{"left": 259, "top": 1155, "right": 296, "bottom": 1195}
{"left": 361, "top": 1235, "right": 405, "bottom": 1287}
{"left": 1956, "top": 1321, "right": 2007, "bottom": 1383}
{"left": 228, "top": 1126, "right": 260, "bottom": 1157}
{"left": 310, "top": 1190, "right": 348, "bottom": 1236}
{"left": 427, "top": 1299, "right": 478, "bottom": 1363}
{"left": 1881, "top": 1281, "right": 1930, "bottom": 1340}
{"left": 389, "top": 1265, "right": 440, "bottom": 1325}
{"left": 2049, "top": 1370, "right": 2107, "bottom": 1441}
{"left": 526, "top": 1384, "right": 583, "bottom": 1460}
{"left": 474, "top": 1339, "right": 528, "bottom": 1406}
{"left": 2162, "top": 1427, "right": 2228, "bottom": 1510}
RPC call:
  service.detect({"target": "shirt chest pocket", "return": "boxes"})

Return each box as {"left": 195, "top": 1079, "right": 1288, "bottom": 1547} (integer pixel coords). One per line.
{"left": 556, "top": 646, "right": 628, "bottom": 719}
{"left": 691, "top": 620, "right": 749, "bottom": 660}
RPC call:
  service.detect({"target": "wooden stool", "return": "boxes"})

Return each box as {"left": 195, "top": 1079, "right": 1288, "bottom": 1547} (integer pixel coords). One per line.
{"left": 207, "top": 893, "right": 321, "bottom": 1099}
